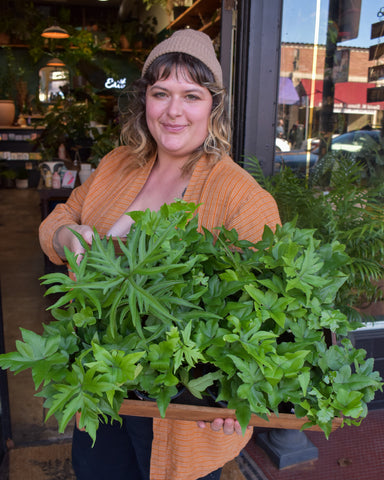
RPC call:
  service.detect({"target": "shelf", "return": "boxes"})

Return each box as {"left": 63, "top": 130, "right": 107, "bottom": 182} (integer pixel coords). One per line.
{"left": 0, "top": 41, "right": 149, "bottom": 56}
{"left": 167, "top": 0, "right": 221, "bottom": 37}
{"left": 0, "top": 126, "right": 43, "bottom": 131}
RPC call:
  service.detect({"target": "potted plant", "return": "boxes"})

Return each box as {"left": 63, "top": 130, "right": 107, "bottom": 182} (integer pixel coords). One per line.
{"left": 0, "top": 201, "right": 381, "bottom": 443}
{"left": 15, "top": 168, "right": 29, "bottom": 189}
{"left": 0, "top": 1, "right": 41, "bottom": 45}
{"left": 33, "top": 88, "right": 105, "bottom": 164}
{"left": 0, "top": 47, "right": 17, "bottom": 126}
{"left": 107, "top": 14, "right": 158, "bottom": 52}
{"left": 141, "top": 0, "right": 189, "bottom": 21}
{"left": 0, "top": 14, "right": 13, "bottom": 45}
{"left": 0, "top": 163, "right": 17, "bottom": 188}
{"left": 142, "top": 0, "right": 168, "bottom": 11}
{"left": 88, "top": 123, "right": 120, "bottom": 168}
{"left": 62, "top": 29, "right": 101, "bottom": 78}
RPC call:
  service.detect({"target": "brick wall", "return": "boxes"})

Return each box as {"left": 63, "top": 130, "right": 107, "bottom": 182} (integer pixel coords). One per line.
{"left": 280, "top": 43, "right": 378, "bottom": 84}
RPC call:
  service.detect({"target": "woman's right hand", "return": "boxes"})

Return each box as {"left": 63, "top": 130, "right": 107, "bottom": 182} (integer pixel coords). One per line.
{"left": 53, "top": 224, "right": 95, "bottom": 263}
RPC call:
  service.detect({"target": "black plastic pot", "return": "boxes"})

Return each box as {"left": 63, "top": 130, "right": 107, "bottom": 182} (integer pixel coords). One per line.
{"left": 206, "top": 383, "right": 228, "bottom": 408}
{"left": 134, "top": 386, "right": 186, "bottom": 402}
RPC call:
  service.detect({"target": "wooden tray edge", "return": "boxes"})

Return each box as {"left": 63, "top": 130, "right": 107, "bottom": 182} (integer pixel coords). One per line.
{"left": 119, "top": 399, "right": 343, "bottom": 432}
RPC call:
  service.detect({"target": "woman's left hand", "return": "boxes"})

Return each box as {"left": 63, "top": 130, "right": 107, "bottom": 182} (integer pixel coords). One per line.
{"left": 196, "top": 418, "right": 251, "bottom": 435}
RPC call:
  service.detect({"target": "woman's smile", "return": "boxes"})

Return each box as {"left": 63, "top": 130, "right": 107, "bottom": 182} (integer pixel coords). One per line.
{"left": 162, "top": 122, "right": 188, "bottom": 133}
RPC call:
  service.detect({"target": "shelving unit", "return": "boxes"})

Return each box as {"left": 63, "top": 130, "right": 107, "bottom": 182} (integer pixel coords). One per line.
{"left": 167, "top": 0, "right": 221, "bottom": 39}
{"left": 0, "top": 127, "right": 43, "bottom": 188}
{"left": 0, "top": 127, "right": 43, "bottom": 166}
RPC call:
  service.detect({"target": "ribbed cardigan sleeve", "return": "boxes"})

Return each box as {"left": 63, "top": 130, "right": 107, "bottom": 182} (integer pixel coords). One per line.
{"left": 39, "top": 147, "right": 155, "bottom": 265}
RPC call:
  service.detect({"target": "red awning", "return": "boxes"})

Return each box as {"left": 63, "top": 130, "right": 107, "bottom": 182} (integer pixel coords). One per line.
{"left": 299, "top": 79, "right": 384, "bottom": 112}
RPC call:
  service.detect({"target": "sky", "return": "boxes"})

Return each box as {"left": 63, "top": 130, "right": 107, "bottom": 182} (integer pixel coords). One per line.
{"left": 281, "top": 0, "right": 384, "bottom": 48}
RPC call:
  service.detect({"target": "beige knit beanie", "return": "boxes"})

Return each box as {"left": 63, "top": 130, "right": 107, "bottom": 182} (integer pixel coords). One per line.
{"left": 142, "top": 29, "right": 223, "bottom": 86}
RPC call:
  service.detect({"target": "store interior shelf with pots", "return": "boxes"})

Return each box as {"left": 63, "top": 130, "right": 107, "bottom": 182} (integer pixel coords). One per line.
{"left": 0, "top": 0, "right": 221, "bottom": 194}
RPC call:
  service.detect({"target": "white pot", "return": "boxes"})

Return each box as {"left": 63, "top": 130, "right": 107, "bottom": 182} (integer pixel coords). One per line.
{"left": 79, "top": 163, "right": 92, "bottom": 184}
{"left": 41, "top": 161, "right": 65, "bottom": 188}
{"left": 15, "top": 178, "right": 29, "bottom": 189}
{"left": 41, "top": 161, "right": 65, "bottom": 174}
{"left": 79, "top": 170, "right": 91, "bottom": 184}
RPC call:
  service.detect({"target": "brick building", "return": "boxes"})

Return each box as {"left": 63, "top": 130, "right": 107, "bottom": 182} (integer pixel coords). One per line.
{"left": 279, "top": 42, "right": 384, "bottom": 142}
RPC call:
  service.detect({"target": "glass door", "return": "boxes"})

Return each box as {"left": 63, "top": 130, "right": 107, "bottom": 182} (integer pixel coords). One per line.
{"left": 276, "top": 0, "right": 384, "bottom": 178}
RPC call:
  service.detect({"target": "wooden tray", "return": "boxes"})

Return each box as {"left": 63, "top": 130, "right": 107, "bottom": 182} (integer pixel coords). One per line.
{"left": 119, "top": 399, "right": 343, "bottom": 432}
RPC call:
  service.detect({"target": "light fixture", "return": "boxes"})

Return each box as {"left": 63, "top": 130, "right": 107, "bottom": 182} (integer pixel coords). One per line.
{"left": 46, "top": 57, "right": 66, "bottom": 67}
{"left": 41, "top": 26, "right": 70, "bottom": 39}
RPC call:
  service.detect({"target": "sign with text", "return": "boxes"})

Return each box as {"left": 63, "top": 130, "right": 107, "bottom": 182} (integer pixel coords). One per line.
{"left": 104, "top": 77, "right": 127, "bottom": 90}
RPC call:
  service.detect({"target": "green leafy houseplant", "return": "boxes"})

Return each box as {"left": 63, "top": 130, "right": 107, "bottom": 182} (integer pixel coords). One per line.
{"left": 0, "top": 201, "right": 382, "bottom": 443}
{"left": 0, "top": 47, "right": 18, "bottom": 100}
{"left": 34, "top": 91, "right": 105, "bottom": 162}
{"left": 88, "top": 123, "right": 120, "bottom": 167}
{"left": 0, "top": 163, "right": 17, "bottom": 187}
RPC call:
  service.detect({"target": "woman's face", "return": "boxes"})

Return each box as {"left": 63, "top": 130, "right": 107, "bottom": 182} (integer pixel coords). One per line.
{"left": 145, "top": 67, "right": 213, "bottom": 161}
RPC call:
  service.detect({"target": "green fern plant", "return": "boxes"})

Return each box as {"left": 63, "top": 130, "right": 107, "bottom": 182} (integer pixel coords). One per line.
{"left": 246, "top": 155, "right": 384, "bottom": 321}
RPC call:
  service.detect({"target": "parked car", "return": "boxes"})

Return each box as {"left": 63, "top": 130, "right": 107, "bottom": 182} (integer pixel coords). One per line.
{"left": 274, "top": 145, "right": 318, "bottom": 177}
{"left": 275, "top": 137, "right": 290, "bottom": 152}
{"left": 274, "top": 129, "right": 384, "bottom": 182}
{"left": 311, "top": 129, "right": 384, "bottom": 186}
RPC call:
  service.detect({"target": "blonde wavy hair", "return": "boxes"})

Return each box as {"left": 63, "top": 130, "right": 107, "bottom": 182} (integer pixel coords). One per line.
{"left": 119, "top": 52, "right": 231, "bottom": 174}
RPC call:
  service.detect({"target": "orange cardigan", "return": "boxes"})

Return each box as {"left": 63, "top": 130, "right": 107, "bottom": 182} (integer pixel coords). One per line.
{"left": 39, "top": 147, "right": 281, "bottom": 480}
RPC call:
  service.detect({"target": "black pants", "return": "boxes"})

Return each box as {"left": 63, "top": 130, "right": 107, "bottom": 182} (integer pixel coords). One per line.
{"left": 72, "top": 416, "right": 222, "bottom": 480}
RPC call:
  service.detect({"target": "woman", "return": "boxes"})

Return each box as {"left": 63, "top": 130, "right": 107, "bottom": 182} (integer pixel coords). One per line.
{"left": 39, "top": 29, "right": 280, "bottom": 480}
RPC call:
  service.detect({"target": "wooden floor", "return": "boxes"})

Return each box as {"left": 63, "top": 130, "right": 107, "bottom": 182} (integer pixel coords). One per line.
{"left": 0, "top": 188, "right": 73, "bottom": 446}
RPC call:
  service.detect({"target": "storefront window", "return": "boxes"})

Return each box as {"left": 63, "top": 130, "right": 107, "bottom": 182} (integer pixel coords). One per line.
{"left": 277, "top": 0, "right": 384, "bottom": 176}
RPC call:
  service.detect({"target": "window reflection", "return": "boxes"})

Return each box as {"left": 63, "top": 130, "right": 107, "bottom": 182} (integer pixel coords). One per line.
{"left": 39, "top": 66, "right": 70, "bottom": 103}
{"left": 277, "top": 0, "right": 384, "bottom": 177}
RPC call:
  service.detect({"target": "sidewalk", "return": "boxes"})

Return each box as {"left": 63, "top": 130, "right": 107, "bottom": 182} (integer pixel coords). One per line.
{"left": 243, "top": 409, "right": 384, "bottom": 480}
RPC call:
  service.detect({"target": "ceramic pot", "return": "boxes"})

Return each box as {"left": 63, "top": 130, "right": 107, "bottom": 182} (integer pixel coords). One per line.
{"left": 120, "top": 34, "right": 130, "bottom": 49}
{"left": 41, "top": 161, "right": 65, "bottom": 188}
{"left": 0, "top": 100, "right": 15, "bottom": 126}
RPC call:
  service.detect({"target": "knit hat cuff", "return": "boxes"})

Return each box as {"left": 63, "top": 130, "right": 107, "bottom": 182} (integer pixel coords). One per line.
{"left": 142, "top": 29, "right": 223, "bottom": 86}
